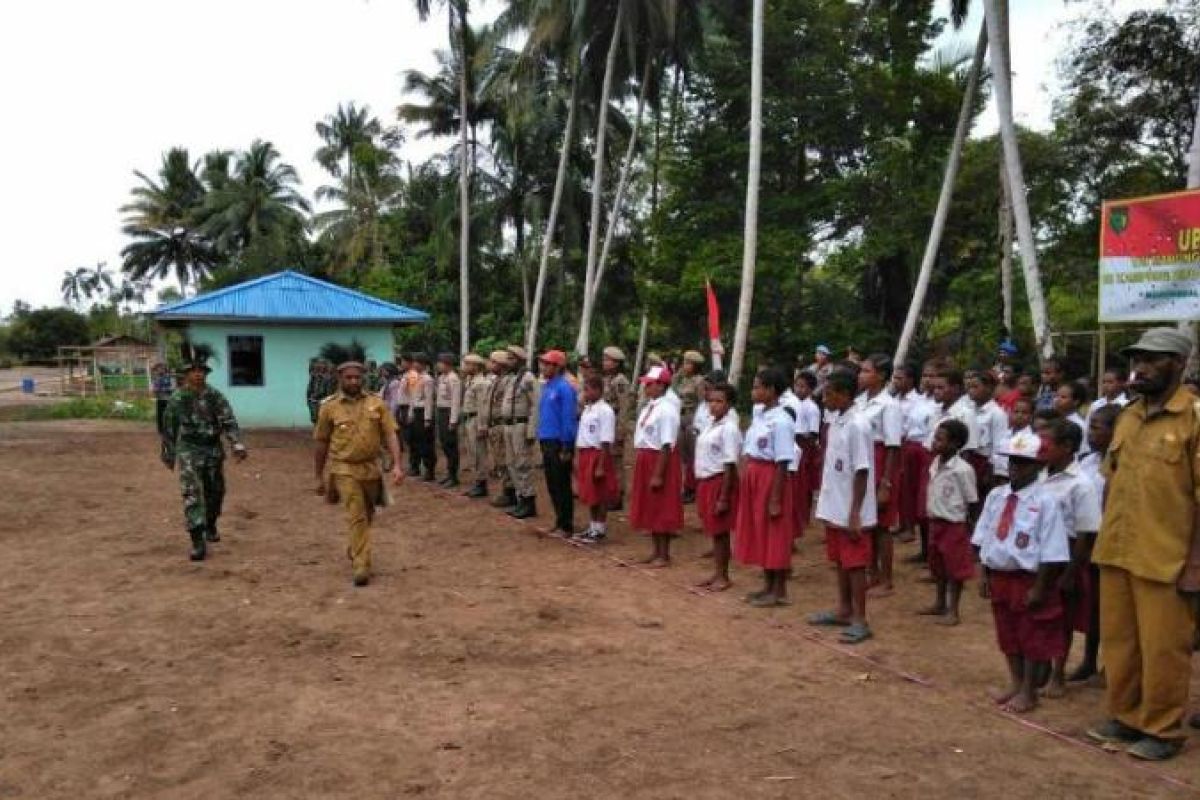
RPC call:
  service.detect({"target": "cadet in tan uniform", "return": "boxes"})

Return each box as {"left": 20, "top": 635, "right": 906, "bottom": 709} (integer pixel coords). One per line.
{"left": 461, "top": 353, "right": 492, "bottom": 498}
{"left": 602, "top": 346, "right": 634, "bottom": 510}
{"left": 434, "top": 353, "right": 463, "bottom": 487}
{"left": 314, "top": 360, "right": 404, "bottom": 587}
{"left": 481, "top": 350, "right": 515, "bottom": 508}
{"left": 409, "top": 353, "right": 437, "bottom": 480}
{"left": 675, "top": 350, "right": 707, "bottom": 503}
{"left": 503, "top": 344, "right": 541, "bottom": 520}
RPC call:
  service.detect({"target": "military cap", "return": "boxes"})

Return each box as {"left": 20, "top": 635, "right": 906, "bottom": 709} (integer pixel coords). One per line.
{"left": 1121, "top": 327, "right": 1194, "bottom": 358}
{"left": 683, "top": 350, "right": 705, "bottom": 366}
{"left": 602, "top": 346, "right": 626, "bottom": 362}
{"left": 489, "top": 350, "right": 510, "bottom": 364}
{"left": 463, "top": 353, "right": 487, "bottom": 367}
{"left": 646, "top": 352, "right": 664, "bottom": 366}
{"left": 506, "top": 344, "right": 528, "bottom": 362}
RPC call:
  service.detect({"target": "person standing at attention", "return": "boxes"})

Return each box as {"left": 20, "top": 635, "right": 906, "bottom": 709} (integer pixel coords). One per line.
{"left": 808, "top": 369, "right": 877, "bottom": 645}
{"left": 674, "top": 351, "right": 706, "bottom": 503}
{"left": 536, "top": 350, "right": 578, "bottom": 536}
{"left": 695, "top": 382, "right": 742, "bottom": 591}
{"left": 601, "top": 346, "right": 634, "bottom": 511}
{"left": 503, "top": 345, "right": 541, "bottom": 520}
{"left": 434, "top": 353, "right": 463, "bottom": 488}
{"left": 855, "top": 354, "right": 902, "bottom": 596}
{"left": 630, "top": 364, "right": 684, "bottom": 568}
{"left": 460, "top": 354, "right": 492, "bottom": 498}
{"left": 481, "top": 351, "right": 515, "bottom": 509}
{"left": 574, "top": 375, "right": 619, "bottom": 543}
{"left": 918, "top": 419, "right": 978, "bottom": 626}
{"left": 314, "top": 359, "right": 405, "bottom": 587}
{"left": 1035, "top": 357, "right": 1066, "bottom": 412}
{"left": 1087, "top": 328, "right": 1200, "bottom": 761}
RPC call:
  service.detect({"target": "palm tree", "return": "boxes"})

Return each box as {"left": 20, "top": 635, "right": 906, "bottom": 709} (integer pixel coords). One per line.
{"left": 60, "top": 266, "right": 91, "bottom": 307}
{"left": 87, "top": 263, "right": 115, "bottom": 299}
{"left": 120, "top": 148, "right": 215, "bottom": 293}
{"left": 314, "top": 147, "right": 405, "bottom": 275}
{"left": 728, "top": 0, "right": 764, "bottom": 385}
{"left": 315, "top": 102, "right": 385, "bottom": 187}
{"left": 202, "top": 140, "right": 311, "bottom": 260}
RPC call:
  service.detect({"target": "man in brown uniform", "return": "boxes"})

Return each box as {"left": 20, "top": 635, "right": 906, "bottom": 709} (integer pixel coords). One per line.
{"left": 503, "top": 344, "right": 540, "bottom": 520}
{"left": 602, "top": 346, "right": 633, "bottom": 510}
{"left": 461, "top": 353, "right": 492, "bottom": 498}
{"left": 674, "top": 350, "right": 707, "bottom": 503}
{"left": 482, "top": 350, "right": 515, "bottom": 509}
{"left": 435, "top": 353, "right": 463, "bottom": 487}
{"left": 314, "top": 360, "right": 404, "bottom": 587}
{"left": 1087, "top": 328, "right": 1200, "bottom": 761}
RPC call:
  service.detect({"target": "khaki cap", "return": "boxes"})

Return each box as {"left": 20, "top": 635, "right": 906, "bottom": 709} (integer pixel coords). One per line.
{"left": 488, "top": 350, "right": 509, "bottom": 364}
{"left": 646, "top": 352, "right": 663, "bottom": 366}
{"left": 1121, "top": 327, "right": 1194, "bottom": 358}
{"left": 464, "top": 353, "right": 486, "bottom": 367}
{"left": 602, "top": 346, "right": 626, "bottom": 362}
{"left": 505, "top": 344, "right": 528, "bottom": 362}
{"left": 683, "top": 350, "right": 705, "bottom": 365}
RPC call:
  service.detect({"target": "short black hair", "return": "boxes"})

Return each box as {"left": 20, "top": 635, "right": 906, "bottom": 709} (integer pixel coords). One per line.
{"left": 967, "top": 369, "right": 997, "bottom": 388}
{"left": 755, "top": 367, "right": 789, "bottom": 397}
{"left": 1045, "top": 417, "right": 1083, "bottom": 454}
{"left": 1033, "top": 408, "right": 1063, "bottom": 424}
{"left": 937, "top": 366, "right": 964, "bottom": 388}
{"left": 825, "top": 368, "right": 858, "bottom": 397}
{"left": 797, "top": 371, "right": 818, "bottom": 390}
{"left": 1090, "top": 404, "right": 1121, "bottom": 429}
{"left": 864, "top": 353, "right": 893, "bottom": 380}
{"left": 584, "top": 375, "right": 604, "bottom": 391}
{"left": 1061, "top": 380, "right": 1087, "bottom": 406}
{"left": 1013, "top": 395, "right": 1035, "bottom": 412}
{"left": 936, "top": 418, "right": 969, "bottom": 450}
{"left": 895, "top": 362, "right": 920, "bottom": 381}
{"left": 711, "top": 382, "right": 737, "bottom": 404}
{"left": 1102, "top": 366, "right": 1125, "bottom": 380}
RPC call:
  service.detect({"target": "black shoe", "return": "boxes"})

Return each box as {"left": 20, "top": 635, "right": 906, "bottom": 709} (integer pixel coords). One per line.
{"left": 1128, "top": 737, "right": 1183, "bottom": 761}
{"left": 188, "top": 531, "right": 206, "bottom": 561}
{"left": 1086, "top": 719, "right": 1142, "bottom": 745}
{"left": 205, "top": 526, "right": 220, "bottom": 543}
{"left": 682, "top": 490, "right": 696, "bottom": 504}
{"left": 491, "top": 490, "right": 517, "bottom": 510}
{"left": 438, "top": 476, "right": 453, "bottom": 487}
{"left": 509, "top": 497, "right": 538, "bottom": 520}
{"left": 444, "top": 477, "right": 460, "bottom": 489}
{"left": 465, "top": 482, "right": 488, "bottom": 499}
{"left": 422, "top": 473, "right": 437, "bottom": 483}
{"left": 353, "top": 573, "right": 370, "bottom": 587}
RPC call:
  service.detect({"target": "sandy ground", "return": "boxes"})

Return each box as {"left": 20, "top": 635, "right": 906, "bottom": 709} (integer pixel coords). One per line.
{"left": 1, "top": 421, "right": 1199, "bottom": 799}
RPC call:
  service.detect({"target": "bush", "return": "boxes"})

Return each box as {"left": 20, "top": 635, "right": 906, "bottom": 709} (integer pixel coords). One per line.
{"left": 1, "top": 396, "right": 154, "bottom": 422}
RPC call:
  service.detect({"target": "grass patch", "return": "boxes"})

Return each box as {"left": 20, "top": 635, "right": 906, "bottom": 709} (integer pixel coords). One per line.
{"left": 0, "top": 396, "right": 154, "bottom": 422}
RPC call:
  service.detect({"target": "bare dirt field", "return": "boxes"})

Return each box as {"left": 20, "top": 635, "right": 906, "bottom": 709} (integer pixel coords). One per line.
{"left": 2, "top": 421, "right": 1199, "bottom": 799}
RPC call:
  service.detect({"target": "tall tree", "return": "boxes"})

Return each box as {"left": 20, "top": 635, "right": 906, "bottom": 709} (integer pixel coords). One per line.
{"left": 60, "top": 266, "right": 91, "bottom": 307}
{"left": 315, "top": 102, "right": 385, "bottom": 188}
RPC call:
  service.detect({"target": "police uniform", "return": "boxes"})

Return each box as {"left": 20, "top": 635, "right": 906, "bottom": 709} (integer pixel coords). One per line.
{"left": 502, "top": 345, "right": 541, "bottom": 518}
{"left": 481, "top": 351, "right": 515, "bottom": 507}
{"left": 674, "top": 351, "right": 707, "bottom": 501}
{"left": 315, "top": 384, "right": 397, "bottom": 585}
{"left": 408, "top": 357, "right": 437, "bottom": 478}
{"left": 461, "top": 354, "right": 492, "bottom": 497}
{"left": 435, "top": 354, "right": 463, "bottom": 486}
{"left": 601, "top": 346, "right": 634, "bottom": 508}
{"left": 161, "top": 358, "right": 246, "bottom": 561}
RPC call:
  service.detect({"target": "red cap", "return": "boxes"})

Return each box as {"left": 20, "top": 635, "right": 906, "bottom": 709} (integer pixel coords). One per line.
{"left": 538, "top": 349, "right": 567, "bottom": 367}
{"left": 638, "top": 365, "right": 673, "bottom": 385}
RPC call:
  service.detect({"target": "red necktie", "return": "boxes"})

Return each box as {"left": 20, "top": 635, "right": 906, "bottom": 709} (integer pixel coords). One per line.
{"left": 996, "top": 493, "right": 1019, "bottom": 542}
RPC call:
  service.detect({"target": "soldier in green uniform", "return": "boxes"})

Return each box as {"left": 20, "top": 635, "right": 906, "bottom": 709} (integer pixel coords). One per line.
{"left": 161, "top": 345, "right": 248, "bottom": 561}
{"left": 306, "top": 358, "right": 325, "bottom": 424}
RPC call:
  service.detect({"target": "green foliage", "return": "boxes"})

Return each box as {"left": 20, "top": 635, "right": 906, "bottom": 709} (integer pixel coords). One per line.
{"left": 6, "top": 307, "right": 90, "bottom": 361}
{"left": 0, "top": 396, "right": 153, "bottom": 423}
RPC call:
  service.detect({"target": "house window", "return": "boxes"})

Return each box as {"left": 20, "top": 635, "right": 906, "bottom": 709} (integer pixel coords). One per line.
{"left": 228, "top": 335, "right": 264, "bottom": 387}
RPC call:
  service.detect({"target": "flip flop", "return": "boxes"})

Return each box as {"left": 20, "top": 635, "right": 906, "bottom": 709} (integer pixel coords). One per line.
{"left": 806, "top": 610, "right": 851, "bottom": 627}
{"left": 839, "top": 623, "right": 873, "bottom": 645}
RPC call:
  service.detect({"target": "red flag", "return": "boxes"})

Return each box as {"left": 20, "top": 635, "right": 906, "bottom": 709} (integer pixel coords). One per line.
{"left": 706, "top": 280, "right": 721, "bottom": 341}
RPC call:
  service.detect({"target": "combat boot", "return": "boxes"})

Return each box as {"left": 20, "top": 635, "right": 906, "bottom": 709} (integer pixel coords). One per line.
{"left": 444, "top": 473, "right": 460, "bottom": 489}
{"left": 464, "top": 481, "right": 488, "bottom": 499}
{"left": 189, "top": 530, "right": 207, "bottom": 561}
{"left": 491, "top": 487, "right": 517, "bottom": 510}
{"left": 205, "top": 524, "right": 221, "bottom": 543}
{"left": 508, "top": 495, "right": 537, "bottom": 520}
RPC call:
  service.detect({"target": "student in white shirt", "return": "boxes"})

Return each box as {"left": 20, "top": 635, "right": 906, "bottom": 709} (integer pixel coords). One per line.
{"left": 695, "top": 383, "right": 743, "bottom": 592}
{"left": 1073, "top": 403, "right": 1119, "bottom": 683}
{"left": 972, "top": 431, "right": 1071, "bottom": 715}
{"left": 1052, "top": 381, "right": 1091, "bottom": 458}
{"left": 1085, "top": 367, "right": 1129, "bottom": 427}
{"left": 574, "top": 376, "right": 619, "bottom": 543}
{"left": 893, "top": 363, "right": 933, "bottom": 545}
{"left": 855, "top": 354, "right": 902, "bottom": 596}
{"left": 966, "top": 370, "right": 1011, "bottom": 493}
{"left": 735, "top": 368, "right": 798, "bottom": 608}
{"left": 808, "top": 369, "right": 876, "bottom": 644}
{"left": 793, "top": 372, "right": 822, "bottom": 531}
{"left": 629, "top": 366, "right": 684, "bottom": 567}
{"left": 923, "top": 367, "right": 980, "bottom": 554}
{"left": 919, "top": 419, "right": 978, "bottom": 626}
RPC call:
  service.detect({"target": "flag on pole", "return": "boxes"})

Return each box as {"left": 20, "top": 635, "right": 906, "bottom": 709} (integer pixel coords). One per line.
{"left": 706, "top": 279, "right": 724, "bottom": 371}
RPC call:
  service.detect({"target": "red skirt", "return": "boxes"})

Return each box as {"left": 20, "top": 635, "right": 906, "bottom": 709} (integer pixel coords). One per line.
{"left": 898, "top": 440, "right": 930, "bottom": 528}
{"left": 964, "top": 450, "right": 993, "bottom": 498}
{"left": 790, "top": 469, "right": 811, "bottom": 536}
{"left": 629, "top": 447, "right": 684, "bottom": 533}
{"left": 696, "top": 474, "right": 737, "bottom": 536}
{"left": 575, "top": 448, "right": 619, "bottom": 507}
{"left": 873, "top": 442, "right": 899, "bottom": 529}
{"left": 733, "top": 459, "right": 796, "bottom": 569}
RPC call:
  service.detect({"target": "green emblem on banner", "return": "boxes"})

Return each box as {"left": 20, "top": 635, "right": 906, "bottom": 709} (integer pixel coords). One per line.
{"left": 1109, "top": 207, "right": 1129, "bottom": 234}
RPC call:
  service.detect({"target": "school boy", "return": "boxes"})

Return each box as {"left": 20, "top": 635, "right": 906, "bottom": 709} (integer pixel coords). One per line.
{"left": 808, "top": 369, "right": 877, "bottom": 645}
{"left": 972, "top": 431, "right": 1071, "bottom": 714}
{"left": 918, "top": 419, "right": 978, "bottom": 626}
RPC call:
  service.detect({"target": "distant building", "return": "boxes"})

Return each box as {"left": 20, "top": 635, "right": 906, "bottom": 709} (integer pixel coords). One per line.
{"left": 154, "top": 270, "right": 428, "bottom": 427}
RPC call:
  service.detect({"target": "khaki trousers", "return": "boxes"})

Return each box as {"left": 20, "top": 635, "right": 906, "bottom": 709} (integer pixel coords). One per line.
{"left": 505, "top": 423, "right": 535, "bottom": 497}
{"left": 1099, "top": 565, "right": 1196, "bottom": 740}
{"left": 488, "top": 425, "right": 509, "bottom": 485}
{"left": 464, "top": 416, "right": 487, "bottom": 479}
{"left": 333, "top": 475, "right": 379, "bottom": 580}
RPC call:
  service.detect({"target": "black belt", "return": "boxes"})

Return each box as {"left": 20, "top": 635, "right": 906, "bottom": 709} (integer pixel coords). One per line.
{"left": 463, "top": 412, "right": 477, "bottom": 419}
{"left": 502, "top": 416, "right": 529, "bottom": 424}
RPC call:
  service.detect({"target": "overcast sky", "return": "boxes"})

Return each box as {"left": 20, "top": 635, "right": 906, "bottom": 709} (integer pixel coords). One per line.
{"left": 0, "top": 0, "right": 1165, "bottom": 313}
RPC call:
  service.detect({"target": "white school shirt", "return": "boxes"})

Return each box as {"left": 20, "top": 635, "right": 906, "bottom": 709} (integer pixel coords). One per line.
{"left": 1086, "top": 393, "right": 1128, "bottom": 426}
{"left": 816, "top": 407, "right": 877, "bottom": 529}
{"left": 743, "top": 404, "right": 796, "bottom": 464}
{"left": 899, "top": 390, "right": 934, "bottom": 443}
{"left": 1077, "top": 450, "right": 1106, "bottom": 502}
{"left": 972, "top": 399, "right": 1010, "bottom": 473}
{"left": 1040, "top": 463, "right": 1102, "bottom": 538}
{"left": 971, "top": 483, "right": 1071, "bottom": 572}
{"left": 927, "top": 396, "right": 980, "bottom": 452}
{"left": 634, "top": 397, "right": 680, "bottom": 450}
{"left": 778, "top": 391, "right": 804, "bottom": 472}
{"left": 664, "top": 387, "right": 682, "bottom": 412}
{"left": 796, "top": 396, "right": 821, "bottom": 437}
{"left": 1065, "top": 412, "right": 1091, "bottom": 458}
{"left": 855, "top": 389, "right": 902, "bottom": 447}
{"left": 695, "top": 414, "right": 743, "bottom": 479}
{"left": 576, "top": 400, "right": 616, "bottom": 449}
{"left": 926, "top": 454, "right": 979, "bottom": 523}
{"left": 692, "top": 399, "right": 712, "bottom": 433}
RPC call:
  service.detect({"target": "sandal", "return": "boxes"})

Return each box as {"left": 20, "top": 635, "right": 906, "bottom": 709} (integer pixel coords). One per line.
{"left": 839, "top": 622, "right": 873, "bottom": 645}
{"left": 806, "top": 610, "right": 851, "bottom": 627}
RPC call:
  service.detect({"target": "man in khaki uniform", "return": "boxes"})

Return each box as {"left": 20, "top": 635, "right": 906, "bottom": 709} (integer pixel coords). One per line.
{"left": 503, "top": 344, "right": 540, "bottom": 519}
{"left": 461, "top": 353, "right": 492, "bottom": 498}
{"left": 1087, "top": 328, "right": 1200, "bottom": 761}
{"left": 435, "top": 353, "right": 463, "bottom": 487}
{"left": 602, "top": 346, "right": 633, "bottom": 509}
{"left": 674, "top": 350, "right": 707, "bottom": 503}
{"left": 482, "top": 350, "right": 515, "bottom": 509}
{"left": 314, "top": 360, "right": 404, "bottom": 587}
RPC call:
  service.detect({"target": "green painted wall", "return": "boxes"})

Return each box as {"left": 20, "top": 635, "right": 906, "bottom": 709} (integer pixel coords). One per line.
{"left": 185, "top": 323, "right": 395, "bottom": 428}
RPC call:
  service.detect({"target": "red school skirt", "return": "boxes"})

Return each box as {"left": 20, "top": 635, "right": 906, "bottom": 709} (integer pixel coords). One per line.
{"left": 629, "top": 447, "right": 684, "bottom": 533}
{"left": 873, "top": 442, "right": 900, "bottom": 529}
{"left": 696, "top": 473, "right": 738, "bottom": 536}
{"left": 575, "top": 447, "right": 620, "bottom": 507}
{"left": 791, "top": 469, "right": 811, "bottom": 535}
{"left": 964, "top": 450, "right": 993, "bottom": 497}
{"left": 898, "top": 440, "right": 930, "bottom": 528}
{"left": 989, "top": 570, "right": 1065, "bottom": 661}
{"left": 733, "top": 458, "right": 796, "bottom": 570}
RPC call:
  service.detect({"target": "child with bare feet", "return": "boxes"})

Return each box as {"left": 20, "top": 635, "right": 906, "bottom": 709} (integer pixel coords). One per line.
{"left": 735, "top": 368, "right": 798, "bottom": 607}
{"left": 629, "top": 365, "right": 683, "bottom": 567}
{"left": 971, "top": 431, "right": 1071, "bottom": 714}
{"left": 918, "top": 419, "right": 978, "bottom": 626}
{"left": 1038, "top": 417, "right": 1102, "bottom": 699}
{"left": 807, "top": 369, "right": 877, "bottom": 644}
{"left": 694, "top": 383, "right": 742, "bottom": 591}
{"left": 573, "top": 375, "right": 619, "bottom": 543}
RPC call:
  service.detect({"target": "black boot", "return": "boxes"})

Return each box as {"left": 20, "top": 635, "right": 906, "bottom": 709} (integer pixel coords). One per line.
{"left": 491, "top": 488, "right": 517, "bottom": 510}
{"left": 509, "top": 495, "right": 537, "bottom": 520}
{"left": 205, "top": 524, "right": 220, "bottom": 543}
{"left": 189, "top": 530, "right": 207, "bottom": 561}
{"left": 465, "top": 481, "right": 487, "bottom": 498}
{"left": 444, "top": 473, "right": 460, "bottom": 489}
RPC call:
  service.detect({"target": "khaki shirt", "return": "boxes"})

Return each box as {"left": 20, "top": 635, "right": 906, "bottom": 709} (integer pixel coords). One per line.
{"left": 314, "top": 392, "right": 397, "bottom": 480}
{"left": 482, "top": 373, "right": 510, "bottom": 430}
{"left": 463, "top": 374, "right": 491, "bottom": 416}
{"left": 436, "top": 370, "right": 463, "bottom": 424}
{"left": 674, "top": 373, "right": 705, "bottom": 420}
{"left": 1095, "top": 386, "right": 1200, "bottom": 583}
{"left": 603, "top": 372, "right": 634, "bottom": 439}
{"left": 503, "top": 369, "right": 540, "bottom": 439}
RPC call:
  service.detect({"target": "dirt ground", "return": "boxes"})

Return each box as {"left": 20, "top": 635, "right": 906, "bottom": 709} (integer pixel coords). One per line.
{"left": 2, "top": 421, "right": 1199, "bottom": 799}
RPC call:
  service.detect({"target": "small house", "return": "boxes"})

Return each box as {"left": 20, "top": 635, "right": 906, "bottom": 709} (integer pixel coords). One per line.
{"left": 155, "top": 271, "right": 428, "bottom": 427}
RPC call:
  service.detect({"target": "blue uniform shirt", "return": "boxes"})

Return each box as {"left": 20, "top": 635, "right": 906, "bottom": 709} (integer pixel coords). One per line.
{"left": 537, "top": 374, "right": 578, "bottom": 445}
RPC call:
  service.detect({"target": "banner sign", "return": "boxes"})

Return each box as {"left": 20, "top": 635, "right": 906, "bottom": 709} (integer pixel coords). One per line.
{"left": 1099, "top": 188, "right": 1200, "bottom": 322}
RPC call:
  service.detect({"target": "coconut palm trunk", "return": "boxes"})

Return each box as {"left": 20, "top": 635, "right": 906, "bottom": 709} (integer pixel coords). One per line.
{"left": 892, "top": 24, "right": 987, "bottom": 368}
{"left": 999, "top": 162, "right": 1015, "bottom": 335}
{"left": 728, "top": 0, "right": 764, "bottom": 385}
{"left": 525, "top": 76, "right": 580, "bottom": 365}
{"left": 983, "top": 0, "right": 1053, "bottom": 359}
{"left": 575, "top": 3, "right": 625, "bottom": 356}
{"left": 456, "top": 4, "right": 472, "bottom": 356}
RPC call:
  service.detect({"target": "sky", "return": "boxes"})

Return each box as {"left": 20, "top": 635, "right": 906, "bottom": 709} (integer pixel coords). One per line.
{"left": 0, "top": 0, "right": 1166, "bottom": 314}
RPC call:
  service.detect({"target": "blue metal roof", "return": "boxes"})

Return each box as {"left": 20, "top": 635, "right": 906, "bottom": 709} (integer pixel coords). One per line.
{"left": 155, "top": 271, "right": 429, "bottom": 325}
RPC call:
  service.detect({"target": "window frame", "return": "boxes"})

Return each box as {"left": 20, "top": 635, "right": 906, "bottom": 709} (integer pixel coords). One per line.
{"left": 227, "top": 334, "right": 266, "bottom": 388}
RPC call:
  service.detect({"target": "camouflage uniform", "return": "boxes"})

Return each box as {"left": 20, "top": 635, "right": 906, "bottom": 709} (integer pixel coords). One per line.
{"left": 161, "top": 385, "right": 244, "bottom": 548}
{"left": 305, "top": 362, "right": 326, "bottom": 424}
